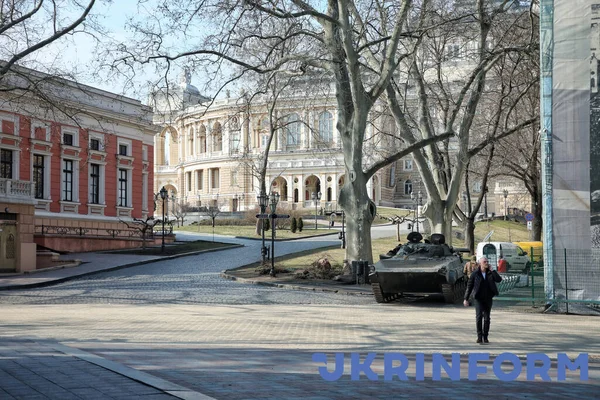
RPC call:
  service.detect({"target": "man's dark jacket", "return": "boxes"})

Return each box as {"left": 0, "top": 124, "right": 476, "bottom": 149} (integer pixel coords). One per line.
{"left": 464, "top": 269, "right": 503, "bottom": 301}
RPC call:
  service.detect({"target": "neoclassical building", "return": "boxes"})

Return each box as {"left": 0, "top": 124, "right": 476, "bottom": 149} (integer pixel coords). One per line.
{"left": 152, "top": 77, "right": 421, "bottom": 213}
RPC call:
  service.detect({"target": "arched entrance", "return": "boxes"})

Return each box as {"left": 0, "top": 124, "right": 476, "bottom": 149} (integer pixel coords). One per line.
{"left": 271, "top": 177, "right": 288, "bottom": 201}
{"left": 304, "top": 175, "right": 321, "bottom": 201}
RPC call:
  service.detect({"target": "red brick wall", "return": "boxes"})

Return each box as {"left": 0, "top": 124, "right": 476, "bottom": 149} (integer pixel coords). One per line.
{"left": 6, "top": 112, "right": 152, "bottom": 219}
{"left": 1, "top": 120, "right": 13, "bottom": 135}
{"left": 148, "top": 144, "right": 154, "bottom": 217}
{"left": 104, "top": 135, "right": 117, "bottom": 216}
{"left": 131, "top": 140, "right": 143, "bottom": 218}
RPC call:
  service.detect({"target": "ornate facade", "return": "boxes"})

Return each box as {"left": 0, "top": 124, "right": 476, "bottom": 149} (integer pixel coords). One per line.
{"left": 152, "top": 80, "right": 422, "bottom": 213}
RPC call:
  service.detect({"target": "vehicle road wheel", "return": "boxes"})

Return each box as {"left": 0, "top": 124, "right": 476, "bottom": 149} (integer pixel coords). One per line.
{"left": 371, "top": 283, "right": 400, "bottom": 303}
{"left": 442, "top": 278, "right": 466, "bottom": 304}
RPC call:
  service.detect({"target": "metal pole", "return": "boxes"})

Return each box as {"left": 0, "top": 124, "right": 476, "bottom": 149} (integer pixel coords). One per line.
{"left": 261, "top": 204, "right": 266, "bottom": 263}
{"left": 540, "top": 0, "right": 555, "bottom": 309}
{"left": 341, "top": 211, "right": 346, "bottom": 249}
{"left": 271, "top": 214, "right": 276, "bottom": 277}
{"left": 416, "top": 198, "right": 420, "bottom": 233}
{"left": 161, "top": 198, "right": 165, "bottom": 253}
{"left": 315, "top": 199, "right": 318, "bottom": 230}
{"left": 564, "top": 248, "right": 568, "bottom": 314}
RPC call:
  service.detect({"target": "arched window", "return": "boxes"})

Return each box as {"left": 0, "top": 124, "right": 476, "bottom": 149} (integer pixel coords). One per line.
{"left": 404, "top": 180, "right": 412, "bottom": 195}
{"left": 198, "top": 125, "right": 207, "bottom": 153}
{"left": 285, "top": 113, "right": 301, "bottom": 146}
{"left": 212, "top": 122, "right": 222, "bottom": 152}
{"left": 188, "top": 128, "right": 194, "bottom": 156}
{"left": 318, "top": 111, "right": 333, "bottom": 142}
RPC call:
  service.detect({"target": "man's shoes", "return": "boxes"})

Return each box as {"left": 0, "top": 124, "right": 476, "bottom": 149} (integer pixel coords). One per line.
{"left": 476, "top": 338, "right": 483, "bottom": 344}
{"left": 483, "top": 337, "right": 489, "bottom": 344}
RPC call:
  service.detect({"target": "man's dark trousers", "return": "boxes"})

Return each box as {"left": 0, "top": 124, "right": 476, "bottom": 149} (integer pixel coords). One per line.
{"left": 475, "top": 299, "right": 493, "bottom": 340}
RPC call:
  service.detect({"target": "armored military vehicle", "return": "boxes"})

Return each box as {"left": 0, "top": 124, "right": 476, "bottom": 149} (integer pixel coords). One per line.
{"left": 369, "top": 232, "right": 466, "bottom": 304}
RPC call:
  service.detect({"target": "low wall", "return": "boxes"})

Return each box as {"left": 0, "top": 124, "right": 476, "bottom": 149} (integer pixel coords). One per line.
{"left": 34, "top": 235, "right": 175, "bottom": 253}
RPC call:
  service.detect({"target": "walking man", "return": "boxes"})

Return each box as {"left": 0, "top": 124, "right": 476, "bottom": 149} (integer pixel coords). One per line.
{"left": 463, "top": 257, "right": 503, "bottom": 344}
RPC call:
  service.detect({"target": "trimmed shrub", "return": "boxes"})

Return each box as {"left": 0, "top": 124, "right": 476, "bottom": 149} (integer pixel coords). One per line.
{"left": 290, "top": 217, "right": 297, "bottom": 233}
{"left": 298, "top": 217, "right": 304, "bottom": 232}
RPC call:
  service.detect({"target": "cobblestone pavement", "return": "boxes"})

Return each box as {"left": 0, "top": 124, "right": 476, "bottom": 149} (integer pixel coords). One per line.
{"left": 1, "top": 303, "right": 599, "bottom": 399}
{"left": 0, "top": 338, "right": 176, "bottom": 400}
{"left": 0, "top": 226, "right": 598, "bottom": 399}
{"left": 0, "top": 233, "right": 375, "bottom": 306}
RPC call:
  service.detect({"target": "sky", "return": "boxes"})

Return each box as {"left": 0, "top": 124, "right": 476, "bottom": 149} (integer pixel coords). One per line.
{"left": 36, "top": 0, "right": 196, "bottom": 102}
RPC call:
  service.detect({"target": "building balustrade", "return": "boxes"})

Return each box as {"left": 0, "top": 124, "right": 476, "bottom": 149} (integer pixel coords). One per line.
{"left": 0, "top": 178, "right": 36, "bottom": 202}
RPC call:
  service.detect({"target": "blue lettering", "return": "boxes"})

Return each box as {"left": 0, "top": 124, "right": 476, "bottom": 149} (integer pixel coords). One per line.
{"left": 350, "top": 352, "right": 378, "bottom": 381}
{"left": 415, "top": 353, "right": 425, "bottom": 381}
{"left": 526, "top": 353, "right": 551, "bottom": 381}
{"left": 383, "top": 353, "right": 409, "bottom": 381}
{"left": 312, "top": 352, "right": 344, "bottom": 381}
{"left": 468, "top": 353, "right": 489, "bottom": 381}
{"left": 492, "top": 353, "right": 522, "bottom": 381}
{"left": 432, "top": 353, "right": 461, "bottom": 381}
{"left": 557, "top": 353, "right": 588, "bottom": 381}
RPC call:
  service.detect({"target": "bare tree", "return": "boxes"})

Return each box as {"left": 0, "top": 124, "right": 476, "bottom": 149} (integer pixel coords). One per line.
{"left": 200, "top": 204, "right": 223, "bottom": 242}
{"left": 171, "top": 198, "right": 193, "bottom": 227}
{"left": 106, "top": 0, "right": 458, "bottom": 263}
{"left": 120, "top": 216, "right": 160, "bottom": 250}
{"left": 1, "top": 1, "right": 99, "bottom": 92}
{"left": 384, "top": 1, "right": 539, "bottom": 243}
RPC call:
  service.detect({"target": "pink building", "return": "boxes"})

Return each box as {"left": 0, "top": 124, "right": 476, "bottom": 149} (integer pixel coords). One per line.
{"left": 0, "top": 66, "right": 157, "bottom": 272}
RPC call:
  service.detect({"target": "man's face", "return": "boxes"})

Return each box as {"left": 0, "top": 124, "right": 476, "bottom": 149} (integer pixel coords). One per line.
{"left": 480, "top": 259, "right": 489, "bottom": 270}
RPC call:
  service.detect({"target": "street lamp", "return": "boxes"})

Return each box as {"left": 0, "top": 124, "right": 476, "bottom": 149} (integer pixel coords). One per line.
{"left": 257, "top": 191, "right": 268, "bottom": 264}
{"left": 410, "top": 191, "right": 423, "bottom": 233}
{"left": 503, "top": 189, "right": 509, "bottom": 220}
{"left": 338, "top": 210, "right": 346, "bottom": 249}
{"left": 159, "top": 186, "right": 168, "bottom": 253}
{"left": 312, "top": 191, "right": 321, "bottom": 230}
{"left": 269, "top": 192, "right": 280, "bottom": 277}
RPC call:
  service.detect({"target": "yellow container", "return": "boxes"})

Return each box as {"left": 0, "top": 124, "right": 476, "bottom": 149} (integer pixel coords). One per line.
{"left": 513, "top": 241, "right": 543, "bottom": 262}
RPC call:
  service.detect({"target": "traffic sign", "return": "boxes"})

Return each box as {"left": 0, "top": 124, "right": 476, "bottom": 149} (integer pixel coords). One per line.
{"left": 525, "top": 213, "right": 534, "bottom": 221}
{"left": 527, "top": 221, "right": 532, "bottom": 230}
{"left": 275, "top": 214, "right": 290, "bottom": 219}
{"left": 256, "top": 213, "right": 270, "bottom": 219}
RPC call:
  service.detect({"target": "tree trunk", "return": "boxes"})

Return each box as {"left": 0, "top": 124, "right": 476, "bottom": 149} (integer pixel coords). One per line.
{"left": 423, "top": 200, "right": 453, "bottom": 242}
{"left": 531, "top": 184, "right": 543, "bottom": 241}
{"left": 464, "top": 217, "right": 476, "bottom": 255}
{"left": 338, "top": 176, "right": 376, "bottom": 264}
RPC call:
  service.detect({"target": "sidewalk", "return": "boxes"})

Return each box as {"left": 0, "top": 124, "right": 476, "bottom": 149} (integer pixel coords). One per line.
{"left": 0, "top": 337, "right": 212, "bottom": 400}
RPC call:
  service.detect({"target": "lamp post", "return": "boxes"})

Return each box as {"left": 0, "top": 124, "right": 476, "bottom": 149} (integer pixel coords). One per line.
{"left": 338, "top": 210, "right": 346, "bottom": 249}
{"left": 257, "top": 191, "right": 268, "bottom": 264}
{"left": 269, "top": 192, "right": 280, "bottom": 277}
{"left": 159, "top": 186, "right": 167, "bottom": 253}
{"left": 503, "top": 189, "right": 508, "bottom": 220}
{"left": 410, "top": 191, "right": 423, "bottom": 233}
{"left": 312, "top": 191, "right": 321, "bottom": 230}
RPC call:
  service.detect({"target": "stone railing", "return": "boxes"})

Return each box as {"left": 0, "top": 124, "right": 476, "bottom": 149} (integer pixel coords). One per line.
{"left": 156, "top": 165, "right": 177, "bottom": 173}
{"left": 0, "top": 178, "right": 35, "bottom": 200}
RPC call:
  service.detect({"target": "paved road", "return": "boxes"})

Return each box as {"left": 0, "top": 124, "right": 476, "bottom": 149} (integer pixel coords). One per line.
{"left": 1, "top": 225, "right": 598, "bottom": 399}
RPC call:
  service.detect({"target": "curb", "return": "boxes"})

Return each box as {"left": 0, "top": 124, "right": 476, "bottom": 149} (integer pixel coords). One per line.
{"left": 0, "top": 244, "right": 244, "bottom": 291}
{"left": 220, "top": 270, "right": 373, "bottom": 297}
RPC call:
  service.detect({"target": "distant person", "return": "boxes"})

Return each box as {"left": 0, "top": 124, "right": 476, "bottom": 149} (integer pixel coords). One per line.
{"left": 497, "top": 255, "right": 508, "bottom": 273}
{"left": 463, "top": 257, "right": 503, "bottom": 344}
{"left": 464, "top": 255, "right": 478, "bottom": 276}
